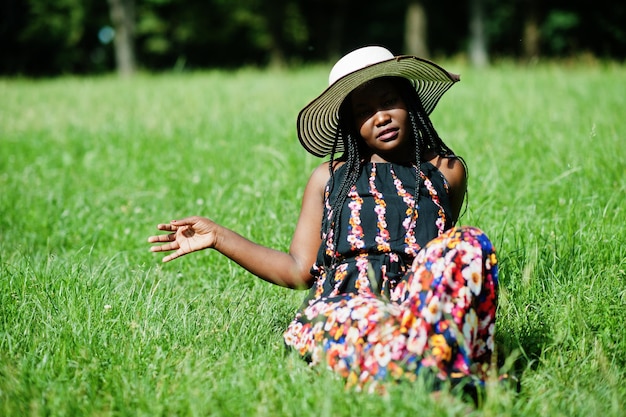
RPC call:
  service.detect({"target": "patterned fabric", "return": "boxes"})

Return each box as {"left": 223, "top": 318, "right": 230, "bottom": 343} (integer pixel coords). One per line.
{"left": 283, "top": 162, "right": 499, "bottom": 392}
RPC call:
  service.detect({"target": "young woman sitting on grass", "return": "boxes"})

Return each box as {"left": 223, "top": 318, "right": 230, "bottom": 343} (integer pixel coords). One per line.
{"left": 148, "top": 46, "right": 500, "bottom": 394}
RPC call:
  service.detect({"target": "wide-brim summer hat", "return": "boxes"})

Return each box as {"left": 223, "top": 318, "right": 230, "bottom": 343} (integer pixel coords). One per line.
{"left": 297, "top": 46, "right": 460, "bottom": 157}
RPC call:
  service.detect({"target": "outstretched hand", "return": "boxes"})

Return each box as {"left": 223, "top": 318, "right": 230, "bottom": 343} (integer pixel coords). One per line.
{"left": 148, "top": 216, "right": 218, "bottom": 262}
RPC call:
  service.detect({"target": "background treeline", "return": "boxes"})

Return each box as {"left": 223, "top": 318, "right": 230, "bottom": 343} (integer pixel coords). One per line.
{"left": 2, "top": 0, "right": 625, "bottom": 76}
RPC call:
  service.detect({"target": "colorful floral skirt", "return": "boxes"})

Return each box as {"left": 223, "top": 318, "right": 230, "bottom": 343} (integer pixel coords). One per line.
{"left": 283, "top": 226, "right": 499, "bottom": 392}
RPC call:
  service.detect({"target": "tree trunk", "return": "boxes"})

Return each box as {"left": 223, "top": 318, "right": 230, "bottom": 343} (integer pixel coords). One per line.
{"left": 107, "top": 0, "right": 136, "bottom": 77}
{"left": 522, "top": 0, "right": 540, "bottom": 60}
{"left": 327, "top": 0, "right": 350, "bottom": 61}
{"left": 260, "top": 1, "right": 286, "bottom": 69}
{"left": 469, "top": 0, "right": 489, "bottom": 67}
{"left": 404, "top": 0, "right": 429, "bottom": 57}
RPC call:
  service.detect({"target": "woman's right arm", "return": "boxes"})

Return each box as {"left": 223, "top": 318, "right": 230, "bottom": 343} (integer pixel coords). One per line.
{"left": 148, "top": 163, "right": 331, "bottom": 289}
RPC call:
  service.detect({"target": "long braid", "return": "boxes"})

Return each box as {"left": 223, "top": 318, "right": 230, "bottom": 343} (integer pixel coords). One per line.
{"left": 324, "top": 116, "right": 362, "bottom": 266}
{"left": 323, "top": 128, "right": 340, "bottom": 233}
{"left": 408, "top": 110, "right": 422, "bottom": 225}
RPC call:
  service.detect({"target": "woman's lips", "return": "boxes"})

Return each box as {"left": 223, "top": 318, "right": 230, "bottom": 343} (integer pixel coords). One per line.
{"left": 377, "top": 128, "right": 398, "bottom": 141}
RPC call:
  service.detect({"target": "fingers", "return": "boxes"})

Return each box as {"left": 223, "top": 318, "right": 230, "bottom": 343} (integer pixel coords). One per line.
{"left": 148, "top": 237, "right": 183, "bottom": 263}
{"left": 170, "top": 217, "right": 200, "bottom": 227}
{"left": 156, "top": 222, "right": 178, "bottom": 231}
{"left": 148, "top": 221, "right": 181, "bottom": 244}
{"left": 149, "top": 240, "right": 178, "bottom": 252}
{"left": 162, "top": 250, "right": 184, "bottom": 263}
{"left": 148, "top": 221, "right": 181, "bottom": 258}
{"left": 147, "top": 232, "right": 176, "bottom": 243}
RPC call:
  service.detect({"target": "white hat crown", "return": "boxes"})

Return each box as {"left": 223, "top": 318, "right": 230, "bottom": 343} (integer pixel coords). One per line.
{"left": 328, "top": 46, "right": 394, "bottom": 85}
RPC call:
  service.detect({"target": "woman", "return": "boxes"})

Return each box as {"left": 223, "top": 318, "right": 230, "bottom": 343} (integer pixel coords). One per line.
{"left": 148, "top": 46, "right": 499, "bottom": 394}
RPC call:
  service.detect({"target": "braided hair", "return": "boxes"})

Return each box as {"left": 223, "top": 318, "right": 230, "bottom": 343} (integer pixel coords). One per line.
{"left": 321, "top": 76, "right": 465, "bottom": 265}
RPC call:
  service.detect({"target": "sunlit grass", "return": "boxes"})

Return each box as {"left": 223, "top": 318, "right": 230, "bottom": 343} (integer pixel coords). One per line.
{"left": 1, "top": 62, "right": 625, "bottom": 416}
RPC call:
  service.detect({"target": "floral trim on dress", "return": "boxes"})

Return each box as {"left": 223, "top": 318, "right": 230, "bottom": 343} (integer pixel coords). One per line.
{"left": 390, "top": 165, "right": 419, "bottom": 257}
{"left": 346, "top": 186, "right": 365, "bottom": 251}
{"left": 421, "top": 174, "right": 447, "bottom": 236}
{"left": 321, "top": 184, "right": 336, "bottom": 258}
{"left": 368, "top": 165, "right": 391, "bottom": 253}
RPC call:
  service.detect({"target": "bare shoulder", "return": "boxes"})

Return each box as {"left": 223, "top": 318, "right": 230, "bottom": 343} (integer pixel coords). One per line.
{"left": 427, "top": 154, "right": 467, "bottom": 222}
{"left": 428, "top": 154, "right": 467, "bottom": 190}
{"left": 307, "top": 160, "right": 344, "bottom": 190}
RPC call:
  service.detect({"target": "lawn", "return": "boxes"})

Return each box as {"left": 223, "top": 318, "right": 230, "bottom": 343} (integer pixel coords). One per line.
{"left": 1, "top": 60, "right": 625, "bottom": 416}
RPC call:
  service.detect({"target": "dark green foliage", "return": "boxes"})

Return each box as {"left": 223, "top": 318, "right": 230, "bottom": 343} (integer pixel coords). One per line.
{"left": 1, "top": 0, "right": 626, "bottom": 75}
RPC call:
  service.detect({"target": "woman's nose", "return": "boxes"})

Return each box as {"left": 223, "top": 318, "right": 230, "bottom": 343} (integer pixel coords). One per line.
{"left": 374, "top": 110, "right": 391, "bottom": 126}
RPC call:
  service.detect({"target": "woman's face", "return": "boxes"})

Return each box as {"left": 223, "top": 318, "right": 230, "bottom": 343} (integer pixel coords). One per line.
{"left": 349, "top": 77, "right": 412, "bottom": 162}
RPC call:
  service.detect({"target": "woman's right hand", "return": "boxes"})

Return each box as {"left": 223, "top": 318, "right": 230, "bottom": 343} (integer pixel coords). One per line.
{"left": 148, "top": 216, "right": 219, "bottom": 262}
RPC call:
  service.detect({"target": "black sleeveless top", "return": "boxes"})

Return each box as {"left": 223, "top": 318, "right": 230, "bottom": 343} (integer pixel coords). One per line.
{"left": 307, "top": 161, "right": 454, "bottom": 300}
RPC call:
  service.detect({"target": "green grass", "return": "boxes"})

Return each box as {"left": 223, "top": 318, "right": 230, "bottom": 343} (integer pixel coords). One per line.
{"left": 1, "top": 61, "right": 625, "bottom": 416}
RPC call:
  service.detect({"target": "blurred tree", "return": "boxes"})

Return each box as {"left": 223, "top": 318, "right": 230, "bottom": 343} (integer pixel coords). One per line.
{"left": 404, "top": 0, "right": 429, "bottom": 57}
{"left": 108, "top": 0, "right": 136, "bottom": 76}
{"left": 131, "top": 0, "right": 308, "bottom": 69}
{"left": 258, "top": 0, "right": 291, "bottom": 67}
{"left": 299, "top": 0, "right": 349, "bottom": 61}
{"left": 11, "top": 0, "right": 87, "bottom": 74}
{"left": 587, "top": 2, "right": 626, "bottom": 57}
{"left": 522, "top": 0, "right": 540, "bottom": 60}
{"left": 235, "top": 0, "right": 308, "bottom": 67}
{"left": 541, "top": 9, "right": 579, "bottom": 56}
{"left": 469, "top": 0, "right": 489, "bottom": 67}
{"left": 1, "top": 0, "right": 625, "bottom": 75}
